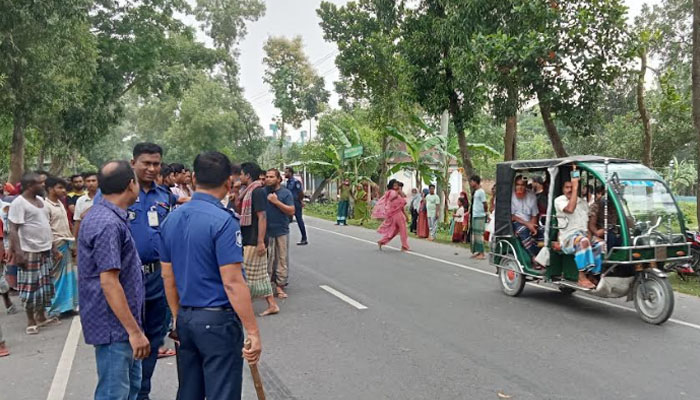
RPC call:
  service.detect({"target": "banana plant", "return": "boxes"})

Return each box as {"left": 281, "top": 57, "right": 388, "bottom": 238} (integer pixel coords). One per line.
{"left": 298, "top": 122, "right": 376, "bottom": 201}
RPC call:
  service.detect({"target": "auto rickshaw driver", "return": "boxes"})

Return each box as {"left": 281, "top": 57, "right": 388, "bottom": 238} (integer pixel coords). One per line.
{"left": 554, "top": 171, "right": 604, "bottom": 289}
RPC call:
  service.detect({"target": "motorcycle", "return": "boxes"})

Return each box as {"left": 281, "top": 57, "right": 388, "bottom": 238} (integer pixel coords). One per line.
{"left": 663, "top": 230, "right": 700, "bottom": 279}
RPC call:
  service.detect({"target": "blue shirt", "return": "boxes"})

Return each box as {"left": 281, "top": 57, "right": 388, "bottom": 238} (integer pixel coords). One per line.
{"left": 472, "top": 188, "right": 487, "bottom": 218}
{"left": 266, "top": 186, "right": 294, "bottom": 238}
{"left": 159, "top": 192, "right": 244, "bottom": 308}
{"left": 286, "top": 177, "right": 303, "bottom": 205}
{"left": 78, "top": 199, "right": 144, "bottom": 346}
{"left": 97, "top": 184, "right": 176, "bottom": 300}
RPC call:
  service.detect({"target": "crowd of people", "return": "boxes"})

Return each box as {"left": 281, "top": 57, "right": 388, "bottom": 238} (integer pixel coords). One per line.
{"left": 365, "top": 175, "right": 494, "bottom": 259}
{"left": 0, "top": 142, "right": 311, "bottom": 400}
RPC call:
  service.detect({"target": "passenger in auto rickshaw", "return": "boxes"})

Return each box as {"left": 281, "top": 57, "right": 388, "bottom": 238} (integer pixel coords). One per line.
{"left": 511, "top": 175, "right": 544, "bottom": 268}
{"left": 554, "top": 176, "right": 604, "bottom": 289}
{"left": 531, "top": 176, "right": 547, "bottom": 216}
{"left": 588, "top": 185, "right": 623, "bottom": 250}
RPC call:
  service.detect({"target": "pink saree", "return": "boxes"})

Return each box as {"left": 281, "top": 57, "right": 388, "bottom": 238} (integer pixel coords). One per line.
{"left": 377, "top": 190, "right": 410, "bottom": 250}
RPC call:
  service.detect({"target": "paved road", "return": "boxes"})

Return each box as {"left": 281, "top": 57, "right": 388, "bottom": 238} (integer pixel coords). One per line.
{"left": 2, "top": 215, "right": 700, "bottom": 399}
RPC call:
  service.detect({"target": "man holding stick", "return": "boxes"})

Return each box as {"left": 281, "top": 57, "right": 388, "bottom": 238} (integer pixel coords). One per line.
{"left": 160, "top": 151, "right": 261, "bottom": 399}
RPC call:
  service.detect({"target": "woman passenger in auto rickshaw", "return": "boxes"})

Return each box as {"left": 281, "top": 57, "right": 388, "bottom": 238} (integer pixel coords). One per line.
{"left": 554, "top": 174, "right": 604, "bottom": 289}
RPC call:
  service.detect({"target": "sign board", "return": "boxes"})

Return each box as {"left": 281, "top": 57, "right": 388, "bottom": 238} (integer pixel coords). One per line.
{"left": 343, "top": 145, "right": 364, "bottom": 160}
{"left": 269, "top": 123, "right": 278, "bottom": 134}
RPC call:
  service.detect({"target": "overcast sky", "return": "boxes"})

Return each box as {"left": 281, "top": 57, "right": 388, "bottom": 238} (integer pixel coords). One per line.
{"left": 229, "top": 0, "right": 660, "bottom": 141}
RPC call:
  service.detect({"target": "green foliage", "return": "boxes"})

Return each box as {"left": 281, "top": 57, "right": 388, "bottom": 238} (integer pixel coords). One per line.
{"left": 263, "top": 36, "right": 330, "bottom": 129}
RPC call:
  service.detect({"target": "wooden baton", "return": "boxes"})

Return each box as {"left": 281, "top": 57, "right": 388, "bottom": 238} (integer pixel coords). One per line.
{"left": 244, "top": 338, "right": 266, "bottom": 400}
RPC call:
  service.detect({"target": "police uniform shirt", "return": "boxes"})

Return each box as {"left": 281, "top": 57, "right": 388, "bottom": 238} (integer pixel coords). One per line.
{"left": 159, "top": 192, "right": 244, "bottom": 307}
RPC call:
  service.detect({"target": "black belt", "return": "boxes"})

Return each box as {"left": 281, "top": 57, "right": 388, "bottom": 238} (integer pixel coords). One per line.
{"left": 181, "top": 306, "right": 233, "bottom": 312}
{"left": 143, "top": 262, "right": 161, "bottom": 274}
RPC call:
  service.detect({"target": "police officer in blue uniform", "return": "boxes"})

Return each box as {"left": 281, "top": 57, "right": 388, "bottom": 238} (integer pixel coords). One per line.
{"left": 128, "top": 143, "right": 177, "bottom": 400}
{"left": 284, "top": 166, "right": 308, "bottom": 245}
{"left": 160, "top": 151, "right": 262, "bottom": 399}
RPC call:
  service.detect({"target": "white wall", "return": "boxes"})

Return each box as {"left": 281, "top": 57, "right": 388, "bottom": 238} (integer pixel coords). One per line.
{"left": 387, "top": 168, "right": 464, "bottom": 209}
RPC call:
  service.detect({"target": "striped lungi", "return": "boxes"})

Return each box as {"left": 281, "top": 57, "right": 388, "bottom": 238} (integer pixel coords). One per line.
{"left": 244, "top": 246, "right": 273, "bottom": 298}
{"left": 18, "top": 251, "right": 55, "bottom": 312}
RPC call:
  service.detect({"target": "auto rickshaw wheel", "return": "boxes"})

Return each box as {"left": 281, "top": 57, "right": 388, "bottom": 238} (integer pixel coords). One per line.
{"left": 498, "top": 260, "right": 525, "bottom": 297}
{"left": 633, "top": 274, "right": 675, "bottom": 325}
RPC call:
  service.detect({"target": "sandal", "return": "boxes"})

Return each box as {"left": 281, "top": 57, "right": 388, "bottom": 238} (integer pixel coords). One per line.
{"left": 37, "top": 317, "right": 60, "bottom": 328}
{"left": 6, "top": 304, "right": 17, "bottom": 315}
{"left": 0, "top": 345, "right": 9, "bottom": 357}
{"left": 26, "top": 325, "right": 39, "bottom": 335}
{"left": 157, "top": 348, "right": 176, "bottom": 358}
{"left": 276, "top": 290, "right": 288, "bottom": 299}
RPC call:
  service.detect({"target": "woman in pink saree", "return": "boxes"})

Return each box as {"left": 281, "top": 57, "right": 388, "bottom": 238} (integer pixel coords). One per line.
{"left": 374, "top": 180, "right": 410, "bottom": 251}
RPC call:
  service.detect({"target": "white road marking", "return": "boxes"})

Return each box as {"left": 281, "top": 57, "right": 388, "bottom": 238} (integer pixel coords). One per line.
{"left": 47, "top": 316, "right": 82, "bottom": 400}
{"left": 308, "top": 224, "right": 700, "bottom": 332}
{"left": 320, "top": 285, "right": 368, "bottom": 310}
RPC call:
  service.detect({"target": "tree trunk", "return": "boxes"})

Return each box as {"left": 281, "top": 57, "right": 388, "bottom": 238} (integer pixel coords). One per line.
{"left": 9, "top": 112, "right": 26, "bottom": 183}
{"left": 49, "top": 153, "right": 66, "bottom": 176}
{"left": 692, "top": 0, "right": 700, "bottom": 230}
{"left": 450, "top": 93, "right": 475, "bottom": 180}
{"left": 310, "top": 177, "right": 330, "bottom": 203}
{"left": 538, "top": 97, "right": 568, "bottom": 158}
{"left": 37, "top": 146, "right": 46, "bottom": 172}
{"left": 378, "top": 133, "right": 388, "bottom": 195}
{"left": 638, "top": 48, "right": 653, "bottom": 168}
{"left": 504, "top": 115, "right": 518, "bottom": 161}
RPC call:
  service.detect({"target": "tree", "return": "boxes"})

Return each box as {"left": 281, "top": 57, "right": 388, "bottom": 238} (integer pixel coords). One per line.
{"left": 693, "top": 0, "right": 700, "bottom": 226}
{"left": 470, "top": 0, "right": 629, "bottom": 160}
{"left": 0, "top": 0, "right": 95, "bottom": 182}
{"left": 401, "top": 1, "right": 485, "bottom": 175}
{"left": 318, "top": 0, "right": 412, "bottom": 192}
{"left": 194, "top": 0, "right": 265, "bottom": 91}
{"left": 263, "top": 36, "right": 329, "bottom": 167}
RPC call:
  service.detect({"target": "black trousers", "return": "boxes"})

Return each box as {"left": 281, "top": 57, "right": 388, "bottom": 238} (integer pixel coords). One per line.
{"left": 410, "top": 209, "right": 419, "bottom": 233}
{"left": 176, "top": 308, "right": 244, "bottom": 400}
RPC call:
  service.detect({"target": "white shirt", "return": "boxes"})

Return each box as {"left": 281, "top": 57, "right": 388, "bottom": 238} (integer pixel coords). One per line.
{"left": 410, "top": 194, "right": 421, "bottom": 211}
{"left": 511, "top": 191, "right": 539, "bottom": 222}
{"left": 554, "top": 195, "right": 590, "bottom": 240}
{"left": 8, "top": 195, "right": 53, "bottom": 252}
{"left": 73, "top": 193, "right": 96, "bottom": 221}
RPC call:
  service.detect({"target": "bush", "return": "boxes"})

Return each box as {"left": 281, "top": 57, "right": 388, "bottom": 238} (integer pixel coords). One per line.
{"left": 678, "top": 201, "right": 698, "bottom": 231}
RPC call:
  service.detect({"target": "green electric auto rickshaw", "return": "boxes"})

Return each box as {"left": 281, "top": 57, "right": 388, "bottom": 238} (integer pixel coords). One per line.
{"left": 489, "top": 156, "right": 690, "bottom": 325}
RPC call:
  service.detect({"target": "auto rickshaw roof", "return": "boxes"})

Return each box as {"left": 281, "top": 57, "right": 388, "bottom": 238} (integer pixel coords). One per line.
{"left": 497, "top": 155, "right": 633, "bottom": 170}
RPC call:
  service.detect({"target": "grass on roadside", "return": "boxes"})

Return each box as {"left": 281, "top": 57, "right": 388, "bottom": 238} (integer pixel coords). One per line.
{"left": 305, "top": 201, "right": 700, "bottom": 297}
{"left": 668, "top": 273, "right": 700, "bottom": 297}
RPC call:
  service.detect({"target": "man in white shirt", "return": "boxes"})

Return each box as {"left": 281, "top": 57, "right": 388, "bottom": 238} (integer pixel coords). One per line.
{"left": 554, "top": 173, "right": 603, "bottom": 289}
{"left": 8, "top": 173, "right": 59, "bottom": 334}
{"left": 73, "top": 172, "right": 98, "bottom": 239}
{"left": 425, "top": 185, "right": 440, "bottom": 241}
{"left": 511, "top": 176, "right": 542, "bottom": 264}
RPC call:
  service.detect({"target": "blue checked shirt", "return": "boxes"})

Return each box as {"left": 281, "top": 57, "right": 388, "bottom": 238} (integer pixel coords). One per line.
{"left": 77, "top": 199, "right": 144, "bottom": 345}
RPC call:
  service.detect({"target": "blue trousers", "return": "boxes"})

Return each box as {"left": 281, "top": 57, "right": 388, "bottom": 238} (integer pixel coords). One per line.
{"left": 513, "top": 221, "right": 543, "bottom": 258}
{"left": 95, "top": 341, "right": 142, "bottom": 400}
{"left": 137, "top": 295, "right": 167, "bottom": 400}
{"left": 337, "top": 200, "right": 349, "bottom": 225}
{"left": 176, "top": 307, "right": 244, "bottom": 400}
{"left": 294, "top": 202, "right": 307, "bottom": 241}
